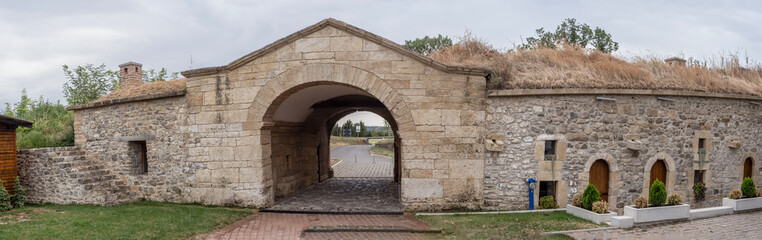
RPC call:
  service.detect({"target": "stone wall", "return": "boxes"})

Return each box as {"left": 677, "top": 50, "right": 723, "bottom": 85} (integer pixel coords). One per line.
{"left": 75, "top": 96, "right": 189, "bottom": 204}
{"left": 271, "top": 122, "right": 319, "bottom": 197}
{"left": 485, "top": 94, "right": 762, "bottom": 211}
{"left": 17, "top": 147, "right": 110, "bottom": 204}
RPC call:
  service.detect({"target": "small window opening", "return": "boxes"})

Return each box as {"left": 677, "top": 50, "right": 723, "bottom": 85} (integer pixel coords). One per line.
{"left": 544, "top": 141, "right": 556, "bottom": 160}
{"left": 698, "top": 138, "right": 706, "bottom": 150}
{"left": 694, "top": 170, "right": 705, "bottom": 184}
{"left": 135, "top": 67, "right": 138, "bottom": 72}
{"left": 539, "top": 181, "right": 557, "bottom": 202}
{"left": 124, "top": 67, "right": 128, "bottom": 73}
{"left": 129, "top": 141, "right": 148, "bottom": 174}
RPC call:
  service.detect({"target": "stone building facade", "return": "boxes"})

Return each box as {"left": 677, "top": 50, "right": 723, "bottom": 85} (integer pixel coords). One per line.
{"left": 18, "top": 19, "right": 761, "bottom": 211}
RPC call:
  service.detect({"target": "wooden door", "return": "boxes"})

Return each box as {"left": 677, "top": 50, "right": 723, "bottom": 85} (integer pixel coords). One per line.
{"left": 744, "top": 158, "right": 753, "bottom": 180}
{"left": 589, "top": 160, "right": 610, "bottom": 202}
{"left": 650, "top": 160, "right": 667, "bottom": 189}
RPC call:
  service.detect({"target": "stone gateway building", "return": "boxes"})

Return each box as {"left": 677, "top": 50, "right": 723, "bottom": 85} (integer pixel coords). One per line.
{"left": 17, "top": 19, "right": 761, "bottom": 212}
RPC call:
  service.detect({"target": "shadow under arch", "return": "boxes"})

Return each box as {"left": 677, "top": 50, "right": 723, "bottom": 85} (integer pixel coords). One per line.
{"left": 244, "top": 63, "right": 414, "bottom": 205}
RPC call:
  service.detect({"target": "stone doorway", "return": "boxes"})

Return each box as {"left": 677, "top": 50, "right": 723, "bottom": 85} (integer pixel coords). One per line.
{"left": 255, "top": 81, "right": 404, "bottom": 212}
{"left": 589, "top": 159, "right": 610, "bottom": 202}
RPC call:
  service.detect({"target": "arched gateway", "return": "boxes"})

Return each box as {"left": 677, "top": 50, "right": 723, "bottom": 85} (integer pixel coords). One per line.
{"left": 176, "top": 18, "right": 490, "bottom": 210}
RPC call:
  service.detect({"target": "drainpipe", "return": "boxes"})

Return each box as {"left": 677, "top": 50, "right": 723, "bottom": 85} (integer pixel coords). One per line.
{"left": 528, "top": 178, "right": 537, "bottom": 210}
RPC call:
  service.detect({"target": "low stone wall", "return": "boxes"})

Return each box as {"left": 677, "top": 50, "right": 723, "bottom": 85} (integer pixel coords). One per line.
{"left": 17, "top": 147, "right": 110, "bottom": 205}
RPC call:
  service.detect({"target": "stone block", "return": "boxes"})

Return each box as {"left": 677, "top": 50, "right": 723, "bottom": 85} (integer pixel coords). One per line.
{"left": 449, "top": 160, "right": 483, "bottom": 179}
{"left": 402, "top": 178, "right": 443, "bottom": 198}
{"left": 330, "top": 36, "right": 363, "bottom": 51}
{"left": 411, "top": 109, "right": 441, "bottom": 125}
{"left": 295, "top": 37, "right": 330, "bottom": 52}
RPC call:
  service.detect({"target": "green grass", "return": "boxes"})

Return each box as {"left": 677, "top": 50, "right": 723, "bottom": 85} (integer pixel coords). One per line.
{"left": 329, "top": 137, "right": 368, "bottom": 147}
{"left": 0, "top": 201, "right": 251, "bottom": 240}
{"left": 418, "top": 211, "right": 600, "bottom": 240}
{"left": 370, "top": 146, "right": 394, "bottom": 158}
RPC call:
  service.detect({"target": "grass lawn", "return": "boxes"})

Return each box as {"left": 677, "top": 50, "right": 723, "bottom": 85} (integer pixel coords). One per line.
{"left": 370, "top": 146, "right": 394, "bottom": 158}
{"left": 329, "top": 136, "right": 368, "bottom": 148}
{"left": 0, "top": 201, "right": 251, "bottom": 239}
{"left": 418, "top": 211, "right": 601, "bottom": 240}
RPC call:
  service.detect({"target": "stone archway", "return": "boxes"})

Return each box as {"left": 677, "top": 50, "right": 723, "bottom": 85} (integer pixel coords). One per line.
{"left": 245, "top": 63, "right": 414, "bottom": 207}
{"left": 642, "top": 152, "right": 676, "bottom": 195}
{"left": 580, "top": 153, "right": 621, "bottom": 208}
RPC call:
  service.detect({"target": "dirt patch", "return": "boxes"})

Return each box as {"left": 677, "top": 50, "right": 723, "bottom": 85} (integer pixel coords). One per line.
{"left": 0, "top": 208, "right": 56, "bottom": 225}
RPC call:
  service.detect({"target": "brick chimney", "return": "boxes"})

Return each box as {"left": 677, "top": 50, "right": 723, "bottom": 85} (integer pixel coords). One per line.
{"left": 119, "top": 61, "right": 143, "bottom": 89}
{"left": 664, "top": 57, "right": 686, "bottom": 67}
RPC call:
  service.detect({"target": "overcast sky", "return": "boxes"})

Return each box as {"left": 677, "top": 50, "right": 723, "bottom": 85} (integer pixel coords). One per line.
{"left": 2, "top": 0, "right": 760, "bottom": 123}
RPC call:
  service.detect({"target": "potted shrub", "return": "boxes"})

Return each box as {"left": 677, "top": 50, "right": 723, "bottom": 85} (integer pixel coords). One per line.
{"left": 623, "top": 180, "right": 690, "bottom": 223}
{"left": 723, "top": 177, "right": 762, "bottom": 211}
{"left": 538, "top": 196, "right": 558, "bottom": 209}
{"left": 693, "top": 182, "right": 706, "bottom": 202}
{"left": 566, "top": 184, "right": 617, "bottom": 224}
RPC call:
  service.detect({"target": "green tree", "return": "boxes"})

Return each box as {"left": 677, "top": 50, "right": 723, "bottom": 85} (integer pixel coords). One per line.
{"left": 143, "top": 68, "right": 180, "bottom": 82}
{"left": 404, "top": 34, "right": 453, "bottom": 55}
{"left": 4, "top": 90, "right": 74, "bottom": 149}
{"left": 62, "top": 64, "right": 119, "bottom": 106}
{"left": 330, "top": 124, "right": 340, "bottom": 136}
{"left": 0, "top": 179, "right": 10, "bottom": 212}
{"left": 11, "top": 177, "right": 26, "bottom": 208}
{"left": 521, "top": 18, "right": 619, "bottom": 53}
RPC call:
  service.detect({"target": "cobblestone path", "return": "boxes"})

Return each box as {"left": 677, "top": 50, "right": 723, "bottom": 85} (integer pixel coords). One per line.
{"left": 206, "top": 212, "right": 435, "bottom": 240}
{"left": 332, "top": 161, "right": 393, "bottom": 178}
{"left": 566, "top": 210, "right": 762, "bottom": 239}
{"left": 268, "top": 178, "right": 401, "bottom": 213}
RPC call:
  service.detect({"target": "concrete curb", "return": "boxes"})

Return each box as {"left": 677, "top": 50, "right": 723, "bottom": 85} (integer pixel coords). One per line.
{"left": 415, "top": 208, "right": 566, "bottom": 216}
{"left": 260, "top": 209, "right": 404, "bottom": 215}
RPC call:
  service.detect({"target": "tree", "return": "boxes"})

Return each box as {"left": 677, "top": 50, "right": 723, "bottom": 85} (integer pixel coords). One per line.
{"left": 404, "top": 34, "right": 453, "bottom": 55}
{"left": 521, "top": 18, "right": 619, "bottom": 53}
{"left": 4, "top": 90, "right": 74, "bottom": 149}
{"left": 62, "top": 64, "right": 119, "bottom": 106}
{"left": 143, "top": 68, "right": 180, "bottom": 82}
{"left": 330, "top": 124, "right": 340, "bottom": 136}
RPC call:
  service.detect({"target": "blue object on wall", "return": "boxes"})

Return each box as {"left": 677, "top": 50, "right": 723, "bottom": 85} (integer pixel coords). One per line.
{"left": 527, "top": 178, "right": 536, "bottom": 210}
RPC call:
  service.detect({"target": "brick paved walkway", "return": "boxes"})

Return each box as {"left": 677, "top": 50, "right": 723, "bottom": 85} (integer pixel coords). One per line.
{"left": 205, "top": 212, "right": 436, "bottom": 240}
{"left": 566, "top": 210, "right": 762, "bottom": 239}
{"left": 268, "top": 178, "right": 401, "bottom": 213}
{"left": 332, "top": 161, "right": 393, "bottom": 178}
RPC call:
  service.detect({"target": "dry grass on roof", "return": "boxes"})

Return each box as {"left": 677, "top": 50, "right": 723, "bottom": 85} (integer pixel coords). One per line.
{"left": 429, "top": 34, "right": 762, "bottom": 97}
{"left": 95, "top": 78, "right": 187, "bottom": 103}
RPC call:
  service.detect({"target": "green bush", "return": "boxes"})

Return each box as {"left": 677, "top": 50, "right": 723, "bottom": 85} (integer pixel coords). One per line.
{"left": 581, "top": 184, "right": 601, "bottom": 210}
{"left": 538, "top": 196, "right": 558, "bottom": 209}
{"left": 741, "top": 177, "right": 756, "bottom": 198}
{"left": 11, "top": 177, "right": 26, "bottom": 208}
{"left": 649, "top": 180, "right": 667, "bottom": 207}
{"left": 0, "top": 179, "right": 11, "bottom": 212}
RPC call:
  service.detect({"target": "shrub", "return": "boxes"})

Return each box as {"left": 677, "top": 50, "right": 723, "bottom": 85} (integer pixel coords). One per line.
{"left": 633, "top": 196, "right": 648, "bottom": 208}
{"left": 649, "top": 180, "right": 667, "bottom": 207}
{"left": 11, "top": 177, "right": 26, "bottom": 208}
{"left": 0, "top": 179, "right": 11, "bottom": 212}
{"left": 572, "top": 193, "right": 583, "bottom": 207}
{"left": 729, "top": 189, "right": 742, "bottom": 199}
{"left": 693, "top": 182, "right": 706, "bottom": 202}
{"left": 667, "top": 193, "right": 684, "bottom": 206}
{"left": 592, "top": 201, "right": 609, "bottom": 214}
{"left": 581, "top": 184, "right": 601, "bottom": 210}
{"left": 539, "top": 196, "right": 558, "bottom": 209}
{"left": 741, "top": 177, "right": 756, "bottom": 198}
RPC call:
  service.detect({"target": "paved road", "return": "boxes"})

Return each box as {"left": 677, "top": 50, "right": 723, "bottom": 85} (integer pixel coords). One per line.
{"left": 331, "top": 145, "right": 392, "bottom": 163}
{"left": 566, "top": 210, "right": 762, "bottom": 239}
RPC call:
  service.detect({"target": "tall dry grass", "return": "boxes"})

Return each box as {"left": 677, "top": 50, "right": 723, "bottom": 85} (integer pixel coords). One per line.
{"left": 429, "top": 34, "right": 762, "bottom": 96}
